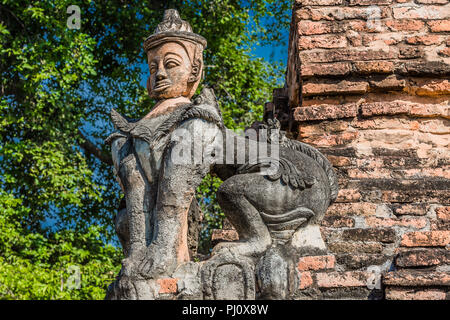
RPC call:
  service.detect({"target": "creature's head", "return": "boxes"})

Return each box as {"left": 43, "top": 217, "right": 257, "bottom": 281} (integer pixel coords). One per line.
{"left": 143, "top": 9, "right": 206, "bottom": 101}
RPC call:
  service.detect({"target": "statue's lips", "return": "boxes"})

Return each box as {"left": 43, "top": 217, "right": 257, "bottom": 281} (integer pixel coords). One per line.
{"left": 153, "top": 81, "right": 172, "bottom": 92}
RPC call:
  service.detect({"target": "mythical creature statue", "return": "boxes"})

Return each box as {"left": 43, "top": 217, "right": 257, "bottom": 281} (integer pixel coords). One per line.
{"left": 105, "top": 9, "right": 338, "bottom": 300}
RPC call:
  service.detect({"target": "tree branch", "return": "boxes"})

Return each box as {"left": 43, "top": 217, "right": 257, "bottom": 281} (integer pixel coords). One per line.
{"left": 78, "top": 129, "right": 113, "bottom": 166}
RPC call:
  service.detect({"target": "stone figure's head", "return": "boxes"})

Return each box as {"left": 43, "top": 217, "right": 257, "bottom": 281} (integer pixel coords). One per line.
{"left": 144, "top": 9, "right": 207, "bottom": 101}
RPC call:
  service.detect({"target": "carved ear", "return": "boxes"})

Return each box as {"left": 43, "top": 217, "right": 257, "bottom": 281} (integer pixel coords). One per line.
{"left": 146, "top": 77, "right": 152, "bottom": 97}
{"left": 188, "top": 63, "right": 201, "bottom": 83}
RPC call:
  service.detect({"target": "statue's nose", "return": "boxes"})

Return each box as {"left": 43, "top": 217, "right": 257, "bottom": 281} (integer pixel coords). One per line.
{"left": 156, "top": 69, "right": 167, "bottom": 80}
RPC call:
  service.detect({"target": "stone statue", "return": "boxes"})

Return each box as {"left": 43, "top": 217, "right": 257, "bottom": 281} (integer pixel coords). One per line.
{"left": 105, "top": 9, "right": 338, "bottom": 300}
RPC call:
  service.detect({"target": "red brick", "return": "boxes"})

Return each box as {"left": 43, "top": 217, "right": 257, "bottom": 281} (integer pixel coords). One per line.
{"left": 366, "top": 217, "right": 427, "bottom": 229}
{"left": 436, "top": 206, "right": 450, "bottom": 222}
{"left": 300, "top": 131, "right": 359, "bottom": 147}
{"left": 322, "top": 216, "right": 355, "bottom": 228}
{"left": 336, "top": 189, "right": 361, "bottom": 203}
{"left": 406, "top": 35, "right": 443, "bottom": 45}
{"left": 298, "top": 255, "right": 336, "bottom": 271}
{"left": 409, "top": 104, "right": 450, "bottom": 118}
{"left": 396, "top": 249, "right": 450, "bottom": 267}
{"left": 393, "top": 203, "right": 428, "bottom": 216}
{"left": 316, "top": 271, "right": 372, "bottom": 288}
{"left": 401, "top": 231, "right": 450, "bottom": 247}
{"left": 302, "top": 80, "right": 369, "bottom": 96}
{"left": 386, "top": 288, "right": 447, "bottom": 300}
{"left": 299, "top": 34, "right": 347, "bottom": 50}
{"left": 297, "top": 0, "right": 344, "bottom": 5}
{"left": 298, "top": 271, "right": 313, "bottom": 290}
{"left": 370, "top": 75, "right": 407, "bottom": 90}
{"left": 304, "top": 131, "right": 358, "bottom": 147}
{"left": 301, "top": 62, "right": 352, "bottom": 77}
{"left": 300, "top": 48, "right": 398, "bottom": 63}
{"left": 327, "top": 202, "right": 377, "bottom": 216}
{"left": 348, "top": 0, "right": 393, "bottom": 4}
{"left": 385, "top": 19, "right": 425, "bottom": 31}
{"left": 360, "top": 101, "right": 410, "bottom": 117}
{"left": 416, "top": 0, "right": 449, "bottom": 4}
{"left": 296, "top": 7, "right": 389, "bottom": 21}
{"left": 383, "top": 271, "right": 450, "bottom": 286}
{"left": 393, "top": 6, "right": 449, "bottom": 20}
{"left": 353, "top": 61, "right": 394, "bottom": 74}
{"left": 298, "top": 21, "right": 342, "bottom": 35}
{"left": 326, "top": 155, "right": 352, "bottom": 167}
{"left": 439, "top": 47, "right": 450, "bottom": 57}
{"left": 428, "top": 20, "right": 450, "bottom": 32}
{"left": 294, "top": 103, "right": 358, "bottom": 121}
{"left": 157, "top": 278, "right": 178, "bottom": 294}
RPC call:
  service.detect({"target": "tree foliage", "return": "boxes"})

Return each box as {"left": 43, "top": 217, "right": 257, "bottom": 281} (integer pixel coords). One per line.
{"left": 0, "top": 0, "right": 290, "bottom": 299}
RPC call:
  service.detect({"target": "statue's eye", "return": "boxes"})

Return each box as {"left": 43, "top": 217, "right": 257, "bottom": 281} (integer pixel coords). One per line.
{"left": 165, "top": 60, "right": 179, "bottom": 68}
{"left": 150, "top": 64, "right": 157, "bottom": 74}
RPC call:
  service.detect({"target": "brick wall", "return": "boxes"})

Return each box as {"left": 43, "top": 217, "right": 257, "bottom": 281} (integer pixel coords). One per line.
{"left": 284, "top": 0, "right": 450, "bottom": 299}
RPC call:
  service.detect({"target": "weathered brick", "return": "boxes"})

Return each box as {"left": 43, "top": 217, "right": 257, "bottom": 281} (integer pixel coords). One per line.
{"left": 396, "top": 249, "right": 450, "bottom": 267}
{"left": 401, "top": 231, "right": 450, "bottom": 247}
{"left": 301, "top": 62, "right": 352, "bottom": 77}
{"left": 436, "top": 206, "right": 450, "bottom": 221}
{"left": 428, "top": 20, "right": 450, "bottom": 32}
{"left": 322, "top": 216, "right": 355, "bottom": 228}
{"left": 392, "top": 203, "right": 428, "bottom": 216}
{"left": 385, "top": 288, "right": 447, "bottom": 300}
{"left": 302, "top": 80, "right": 369, "bottom": 96}
{"left": 366, "top": 217, "right": 428, "bottom": 229}
{"left": 409, "top": 103, "right": 450, "bottom": 118}
{"left": 393, "top": 5, "right": 450, "bottom": 20}
{"left": 360, "top": 101, "right": 410, "bottom": 117}
{"left": 342, "top": 228, "right": 397, "bottom": 243}
{"left": 298, "top": 271, "right": 314, "bottom": 290}
{"left": 300, "top": 48, "right": 398, "bottom": 63}
{"left": 383, "top": 271, "right": 450, "bottom": 286}
{"left": 385, "top": 19, "right": 425, "bottom": 31}
{"left": 298, "top": 255, "right": 336, "bottom": 271}
{"left": 406, "top": 35, "right": 443, "bottom": 45}
{"left": 296, "top": 0, "right": 344, "bottom": 5}
{"left": 327, "top": 202, "right": 377, "bottom": 216}
{"left": 416, "top": 0, "right": 449, "bottom": 4}
{"left": 297, "top": 7, "right": 389, "bottom": 21}
{"left": 300, "top": 131, "right": 359, "bottom": 147}
{"left": 328, "top": 242, "right": 383, "bottom": 254}
{"left": 409, "top": 79, "right": 450, "bottom": 96}
{"left": 348, "top": 0, "right": 393, "bottom": 5}
{"left": 439, "top": 47, "right": 450, "bottom": 57}
{"left": 336, "top": 254, "right": 389, "bottom": 270}
{"left": 316, "top": 271, "right": 372, "bottom": 288}
{"left": 294, "top": 103, "right": 358, "bottom": 121}
{"left": 353, "top": 61, "right": 394, "bottom": 74}
{"left": 336, "top": 189, "right": 361, "bottom": 203}
{"left": 297, "top": 21, "right": 343, "bottom": 35}
{"left": 157, "top": 278, "right": 178, "bottom": 294}
{"left": 369, "top": 75, "right": 407, "bottom": 90}
{"left": 326, "top": 155, "right": 352, "bottom": 167}
{"left": 299, "top": 34, "right": 347, "bottom": 50}
{"left": 398, "top": 46, "right": 424, "bottom": 59}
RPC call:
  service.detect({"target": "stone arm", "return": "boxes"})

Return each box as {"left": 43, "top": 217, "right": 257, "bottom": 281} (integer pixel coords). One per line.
{"left": 137, "top": 118, "right": 223, "bottom": 277}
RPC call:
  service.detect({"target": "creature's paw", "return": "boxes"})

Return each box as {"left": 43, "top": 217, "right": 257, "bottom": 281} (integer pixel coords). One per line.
{"left": 212, "top": 239, "right": 271, "bottom": 258}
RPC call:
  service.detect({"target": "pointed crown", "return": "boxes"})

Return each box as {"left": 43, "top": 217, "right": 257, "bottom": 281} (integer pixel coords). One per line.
{"left": 143, "top": 9, "right": 207, "bottom": 52}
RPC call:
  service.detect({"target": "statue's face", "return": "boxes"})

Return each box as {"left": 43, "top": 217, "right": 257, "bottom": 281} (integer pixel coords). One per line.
{"left": 147, "top": 42, "right": 193, "bottom": 100}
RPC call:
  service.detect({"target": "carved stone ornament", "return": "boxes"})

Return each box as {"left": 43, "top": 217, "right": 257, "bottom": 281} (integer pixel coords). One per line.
{"left": 104, "top": 9, "right": 338, "bottom": 300}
